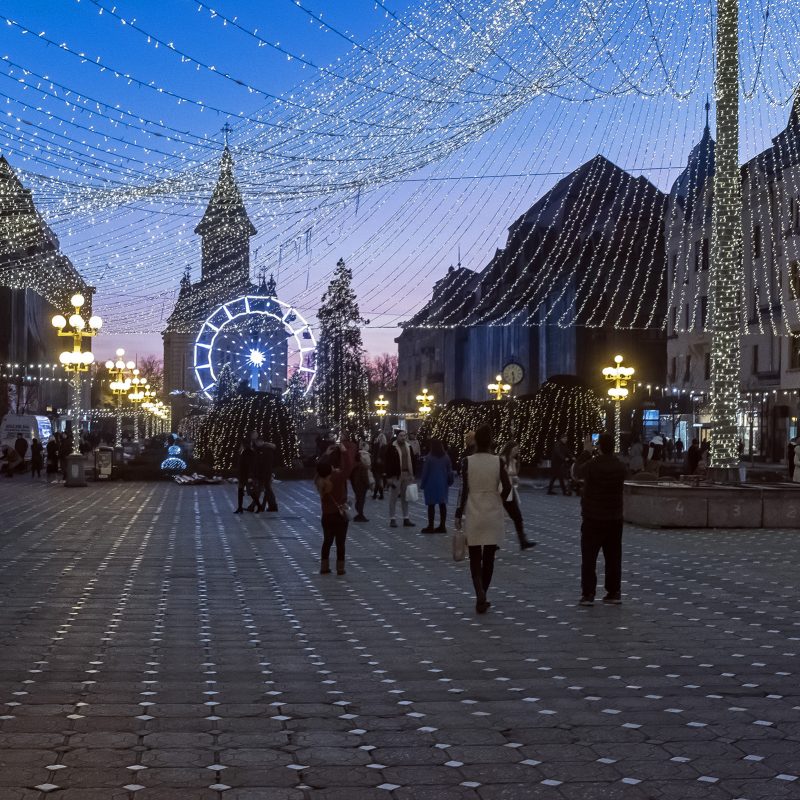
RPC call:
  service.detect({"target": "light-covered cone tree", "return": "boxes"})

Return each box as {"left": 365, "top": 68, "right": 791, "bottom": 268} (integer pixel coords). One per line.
{"left": 215, "top": 362, "right": 237, "bottom": 408}
{"left": 315, "top": 258, "right": 369, "bottom": 433}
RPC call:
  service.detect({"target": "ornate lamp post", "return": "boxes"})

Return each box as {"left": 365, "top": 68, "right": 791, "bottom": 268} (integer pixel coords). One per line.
{"left": 416, "top": 388, "right": 433, "bottom": 417}
{"left": 374, "top": 393, "right": 389, "bottom": 429}
{"left": 52, "top": 293, "right": 102, "bottom": 461}
{"left": 127, "top": 371, "right": 150, "bottom": 445}
{"left": 488, "top": 374, "right": 511, "bottom": 401}
{"left": 105, "top": 348, "right": 135, "bottom": 447}
{"left": 603, "top": 354, "right": 635, "bottom": 453}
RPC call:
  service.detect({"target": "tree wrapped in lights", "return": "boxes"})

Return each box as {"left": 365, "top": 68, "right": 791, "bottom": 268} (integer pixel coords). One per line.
{"left": 315, "top": 258, "right": 369, "bottom": 432}
{"left": 194, "top": 393, "right": 298, "bottom": 473}
{"left": 215, "top": 362, "right": 237, "bottom": 407}
{"left": 518, "top": 376, "right": 603, "bottom": 464}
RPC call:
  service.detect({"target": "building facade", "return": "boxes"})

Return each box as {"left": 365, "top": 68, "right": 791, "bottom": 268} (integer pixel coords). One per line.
{"left": 397, "top": 155, "right": 668, "bottom": 412}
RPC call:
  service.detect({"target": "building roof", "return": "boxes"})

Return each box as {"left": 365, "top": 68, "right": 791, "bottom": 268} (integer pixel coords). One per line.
{"left": 670, "top": 104, "right": 715, "bottom": 201}
{"left": 195, "top": 147, "right": 257, "bottom": 239}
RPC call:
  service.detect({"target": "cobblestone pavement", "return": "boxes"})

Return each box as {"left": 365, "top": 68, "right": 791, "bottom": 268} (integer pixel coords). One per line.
{"left": 0, "top": 479, "right": 799, "bottom": 800}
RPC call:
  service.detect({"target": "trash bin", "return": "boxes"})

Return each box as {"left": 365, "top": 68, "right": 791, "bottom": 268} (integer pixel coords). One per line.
{"left": 64, "top": 453, "right": 87, "bottom": 487}
{"left": 94, "top": 446, "right": 113, "bottom": 481}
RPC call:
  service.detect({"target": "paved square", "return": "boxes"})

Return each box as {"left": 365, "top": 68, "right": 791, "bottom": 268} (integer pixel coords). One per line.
{"left": 1, "top": 479, "right": 799, "bottom": 799}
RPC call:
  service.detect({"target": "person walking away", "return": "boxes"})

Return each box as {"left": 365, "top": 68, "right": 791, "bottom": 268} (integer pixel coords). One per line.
{"left": 455, "top": 425, "right": 512, "bottom": 613}
{"left": 384, "top": 430, "right": 418, "bottom": 528}
{"left": 547, "top": 434, "right": 572, "bottom": 495}
{"left": 574, "top": 433, "right": 626, "bottom": 606}
{"left": 789, "top": 438, "right": 798, "bottom": 481}
{"left": 46, "top": 436, "right": 59, "bottom": 476}
{"left": 408, "top": 433, "right": 422, "bottom": 475}
{"left": 371, "top": 431, "right": 387, "bottom": 499}
{"left": 793, "top": 447, "right": 800, "bottom": 484}
{"left": 30, "top": 438, "right": 43, "bottom": 479}
{"left": 233, "top": 436, "right": 256, "bottom": 514}
{"left": 315, "top": 447, "right": 349, "bottom": 575}
{"left": 420, "top": 439, "right": 453, "bottom": 532}
{"left": 58, "top": 434, "right": 71, "bottom": 481}
{"left": 351, "top": 442, "right": 371, "bottom": 522}
{"left": 254, "top": 437, "right": 279, "bottom": 512}
{"left": 499, "top": 441, "right": 536, "bottom": 550}
{"left": 686, "top": 438, "right": 701, "bottom": 475}
{"left": 675, "top": 438, "right": 684, "bottom": 462}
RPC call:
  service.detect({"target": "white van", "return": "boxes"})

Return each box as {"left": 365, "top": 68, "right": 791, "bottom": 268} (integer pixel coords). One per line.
{"left": 0, "top": 414, "right": 53, "bottom": 460}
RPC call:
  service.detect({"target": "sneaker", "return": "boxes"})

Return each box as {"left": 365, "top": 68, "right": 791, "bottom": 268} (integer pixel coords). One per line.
{"left": 435, "top": 525, "right": 447, "bottom": 533}
{"left": 354, "top": 514, "right": 368, "bottom": 522}
{"left": 233, "top": 508, "right": 243, "bottom": 515}
{"left": 579, "top": 596, "right": 594, "bottom": 606}
{"left": 602, "top": 594, "right": 622, "bottom": 605}
{"left": 520, "top": 539, "right": 537, "bottom": 551}
{"left": 420, "top": 526, "right": 436, "bottom": 533}
{"left": 389, "top": 519, "right": 398, "bottom": 528}
{"left": 403, "top": 519, "right": 415, "bottom": 527}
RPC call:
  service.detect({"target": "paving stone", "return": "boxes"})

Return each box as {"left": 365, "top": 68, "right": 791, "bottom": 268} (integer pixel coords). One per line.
{"left": 0, "top": 480, "right": 799, "bottom": 798}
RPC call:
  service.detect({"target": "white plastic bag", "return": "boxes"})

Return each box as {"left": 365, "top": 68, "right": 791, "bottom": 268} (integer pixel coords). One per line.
{"left": 405, "top": 482, "right": 419, "bottom": 503}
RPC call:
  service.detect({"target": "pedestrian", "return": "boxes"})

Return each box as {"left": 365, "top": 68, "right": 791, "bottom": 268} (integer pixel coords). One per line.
{"left": 628, "top": 437, "right": 644, "bottom": 473}
{"left": 499, "top": 441, "right": 536, "bottom": 550}
{"left": 58, "top": 434, "right": 71, "bottom": 480}
{"left": 233, "top": 436, "right": 256, "bottom": 514}
{"left": 371, "top": 431, "right": 386, "bottom": 499}
{"left": 1, "top": 445, "right": 22, "bottom": 478}
{"left": 455, "top": 424, "right": 512, "bottom": 614}
{"left": 315, "top": 446, "right": 349, "bottom": 575}
{"left": 30, "top": 438, "right": 43, "bottom": 479}
{"left": 547, "top": 433, "right": 572, "bottom": 495}
{"left": 14, "top": 433, "right": 28, "bottom": 472}
{"left": 420, "top": 438, "right": 453, "bottom": 533}
{"left": 665, "top": 438, "right": 674, "bottom": 462}
{"left": 254, "top": 437, "right": 279, "bottom": 512}
{"left": 384, "top": 429, "right": 418, "bottom": 528}
{"left": 686, "top": 438, "right": 701, "bottom": 474}
{"left": 350, "top": 441, "right": 372, "bottom": 522}
{"left": 789, "top": 438, "right": 798, "bottom": 481}
{"left": 793, "top": 447, "right": 800, "bottom": 484}
{"left": 46, "top": 435, "right": 59, "bottom": 476}
{"left": 408, "top": 433, "right": 421, "bottom": 474}
{"left": 675, "top": 438, "right": 684, "bottom": 461}
{"left": 574, "top": 433, "right": 626, "bottom": 606}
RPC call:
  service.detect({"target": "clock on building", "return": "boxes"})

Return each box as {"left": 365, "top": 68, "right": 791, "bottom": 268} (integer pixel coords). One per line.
{"left": 502, "top": 362, "right": 524, "bottom": 385}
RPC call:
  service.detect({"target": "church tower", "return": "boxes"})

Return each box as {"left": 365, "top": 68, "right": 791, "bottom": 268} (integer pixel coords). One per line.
{"left": 195, "top": 146, "right": 257, "bottom": 284}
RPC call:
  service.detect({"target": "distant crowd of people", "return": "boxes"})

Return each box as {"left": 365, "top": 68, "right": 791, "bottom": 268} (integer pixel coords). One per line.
{"left": 0, "top": 431, "right": 87, "bottom": 480}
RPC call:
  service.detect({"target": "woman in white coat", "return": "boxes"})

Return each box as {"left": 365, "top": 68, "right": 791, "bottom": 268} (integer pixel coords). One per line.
{"left": 455, "top": 424, "right": 513, "bottom": 613}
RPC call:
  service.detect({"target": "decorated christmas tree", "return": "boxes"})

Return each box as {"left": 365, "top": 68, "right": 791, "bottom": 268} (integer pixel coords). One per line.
{"left": 214, "top": 362, "right": 237, "bottom": 408}
{"left": 315, "top": 258, "right": 369, "bottom": 432}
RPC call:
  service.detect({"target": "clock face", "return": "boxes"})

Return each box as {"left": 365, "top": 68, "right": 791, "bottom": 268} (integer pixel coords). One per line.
{"left": 502, "top": 362, "right": 524, "bottom": 385}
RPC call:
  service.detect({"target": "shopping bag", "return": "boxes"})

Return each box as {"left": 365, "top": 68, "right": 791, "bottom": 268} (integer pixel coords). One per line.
{"left": 405, "top": 482, "right": 419, "bottom": 503}
{"left": 452, "top": 529, "right": 466, "bottom": 562}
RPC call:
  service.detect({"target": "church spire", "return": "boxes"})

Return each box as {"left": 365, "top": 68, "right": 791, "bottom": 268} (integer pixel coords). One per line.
{"left": 195, "top": 144, "right": 257, "bottom": 284}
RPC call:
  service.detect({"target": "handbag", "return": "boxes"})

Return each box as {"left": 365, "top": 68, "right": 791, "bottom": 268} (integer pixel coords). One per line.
{"left": 452, "top": 528, "right": 466, "bottom": 562}
{"left": 405, "top": 482, "right": 419, "bottom": 503}
{"left": 337, "top": 501, "right": 351, "bottom": 522}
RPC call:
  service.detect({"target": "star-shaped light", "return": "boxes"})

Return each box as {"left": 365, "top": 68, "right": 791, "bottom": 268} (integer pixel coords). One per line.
{"left": 248, "top": 349, "right": 265, "bottom": 368}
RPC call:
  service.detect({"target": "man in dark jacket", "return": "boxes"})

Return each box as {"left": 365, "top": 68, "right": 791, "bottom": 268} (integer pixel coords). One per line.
{"left": 234, "top": 437, "right": 256, "bottom": 514}
{"left": 254, "top": 437, "right": 278, "bottom": 513}
{"left": 686, "top": 438, "right": 701, "bottom": 475}
{"left": 14, "top": 434, "right": 28, "bottom": 472}
{"left": 574, "top": 433, "right": 626, "bottom": 606}
{"left": 547, "top": 434, "right": 572, "bottom": 495}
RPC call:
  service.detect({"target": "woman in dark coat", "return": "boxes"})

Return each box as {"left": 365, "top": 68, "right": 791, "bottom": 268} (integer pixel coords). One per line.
{"left": 420, "top": 439, "right": 453, "bottom": 532}
{"left": 233, "top": 437, "right": 256, "bottom": 514}
{"left": 30, "top": 438, "right": 44, "bottom": 479}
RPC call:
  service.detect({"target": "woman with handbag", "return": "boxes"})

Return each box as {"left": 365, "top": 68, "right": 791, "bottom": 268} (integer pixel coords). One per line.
{"left": 455, "top": 425, "right": 513, "bottom": 613}
{"left": 315, "top": 445, "right": 350, "bottom": 575}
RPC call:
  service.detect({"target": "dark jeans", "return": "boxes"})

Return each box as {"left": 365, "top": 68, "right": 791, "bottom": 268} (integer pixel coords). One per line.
{"left": 548, "top": 465, "right": 569, "bottom": 494}
{"left": 259, "top": 478, "right": 278, "bottom": 511}
{"left": 372, "top": 469, "right": 384, "bottom": 498}
{"left": 468, "top": 544, "right": 497, "bottom": 600}
{"left": 321, "top": 513, "right": 348, "bottom": 560}
{"left": 580, "top": 518, "right": 623, "bottom": 597}
{"left": 427, "top": 503, "right": 446, "bottom": 527}
{"left": 354, "top": 487, "right": 368, "bottom": 517}
{"left": 503, "top": 495, "right": 527, "bottom": 545}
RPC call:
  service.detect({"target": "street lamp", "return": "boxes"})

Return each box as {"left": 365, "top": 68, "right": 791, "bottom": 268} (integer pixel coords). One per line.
{"left": 104, "top": 348, "right": 135, "bottom": 447}
{"left": 374, "top": 394, "right": 389, "bottom": 418}
{"left": 488, "top": 374, "right": 511, "bottom": 401}
{"left": 52, "top": 293, "right": 102, "bottom": 457}
{"left": 603, "top": 354, "right": 635, "bottom": 453}
{"left": 416, "top": 388, "right": 433, "bottom": 416}
{"left": 127, "top": 371, "right": 150, "bottom": 444}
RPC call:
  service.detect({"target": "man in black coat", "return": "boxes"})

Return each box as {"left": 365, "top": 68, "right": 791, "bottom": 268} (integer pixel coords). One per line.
{"left": 547, "top": 434, "right": 572, "bottom": 495}
{"left": 574, "top": 433, "right": 626, "bottom": 606}
{"left": 14, "top": 434, "right": 28, "bottom": 473}
{"left": 686, "top": 438, "right": 701, "bottom": 475}
{"left": 234, "top": 437, "right": 256, "bottom": 514}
